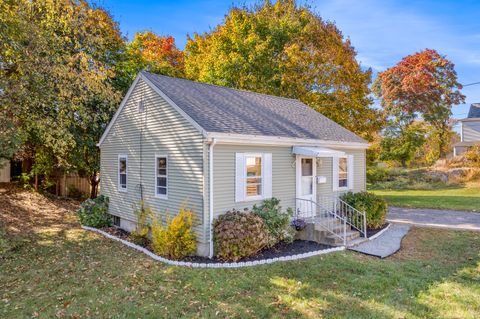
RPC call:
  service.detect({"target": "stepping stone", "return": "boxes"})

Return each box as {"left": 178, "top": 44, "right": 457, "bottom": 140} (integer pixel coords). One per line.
{"left": 349, "top": 224, "right": 411, "bottom": 258}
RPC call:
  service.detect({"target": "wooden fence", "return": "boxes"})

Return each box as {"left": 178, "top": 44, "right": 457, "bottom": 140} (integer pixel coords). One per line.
{"left": 58, "top": 174, "right": 92, "bottom": 197}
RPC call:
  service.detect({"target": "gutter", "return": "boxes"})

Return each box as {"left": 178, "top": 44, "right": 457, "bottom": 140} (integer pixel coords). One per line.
{"left": 208, "top": 138, "right": 217, "bottom": 258}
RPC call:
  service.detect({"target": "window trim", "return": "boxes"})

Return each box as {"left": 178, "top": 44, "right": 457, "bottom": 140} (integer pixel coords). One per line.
{"left": 337, "top": 156, "right": 349, "bottom": 191}
{"left": 118, "top": 154, "right": 128, "bottom": 192}
{"left": 154, "top": 154, "right": 168, "bottom": 199}
{"left": 244, "top": 153, "right": 264, "bottom": 201}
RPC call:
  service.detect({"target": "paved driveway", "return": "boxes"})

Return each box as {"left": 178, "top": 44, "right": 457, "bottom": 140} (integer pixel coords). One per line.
{"left": 388, "top": 207, "right": 480, "bottom": 231}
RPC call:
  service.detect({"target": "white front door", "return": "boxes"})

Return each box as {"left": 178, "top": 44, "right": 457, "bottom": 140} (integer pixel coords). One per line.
{"left": 296, "top": 156, "right": 316, "bottom": 218}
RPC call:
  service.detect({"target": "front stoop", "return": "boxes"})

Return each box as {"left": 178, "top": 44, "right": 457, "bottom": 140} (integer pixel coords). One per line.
{"left": 296, "top": 221, "right": 367, "bottom": 247}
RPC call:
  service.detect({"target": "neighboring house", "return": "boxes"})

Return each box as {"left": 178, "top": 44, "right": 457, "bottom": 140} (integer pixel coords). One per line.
{"left": 98, "top": 71, "right": 369, "bottom": 257}
{"left": 454, "top": 103, "right": 480, "bottom": 156}
{"left": 0, "top": 160, "right": 11, "bottom": 183}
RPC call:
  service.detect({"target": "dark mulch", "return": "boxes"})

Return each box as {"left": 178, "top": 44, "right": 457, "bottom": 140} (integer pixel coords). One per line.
{"left": 184, "top": 240, "right": 333, "bottom": 264}
{"left": 99, "top": 226, "right": 333, "bottom": 264}
{"left": 367, "top": 223, "right": 390, "bottom": 238}
{"left": 101, "top": 227, "right": 130, "bottom": 240}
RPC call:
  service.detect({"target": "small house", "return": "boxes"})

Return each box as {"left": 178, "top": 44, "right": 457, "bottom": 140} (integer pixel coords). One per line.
{"left": 454, "top": 103, "right": 480, "bottom": 156}
{"left": 98, "top": 72, "right": 369, "bottom": 257}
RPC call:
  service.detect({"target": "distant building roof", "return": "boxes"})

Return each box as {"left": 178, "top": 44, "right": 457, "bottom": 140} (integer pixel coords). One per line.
{"left": 141, "top": 71, "right": 367, "bottom": 144}
{"left": 468, "top": 103, "right": 480, "bottom": 118}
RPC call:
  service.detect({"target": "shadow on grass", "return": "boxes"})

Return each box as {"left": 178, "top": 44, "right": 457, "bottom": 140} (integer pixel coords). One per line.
{"left": 1, "top": 184, "right": 480, "bottom": 318}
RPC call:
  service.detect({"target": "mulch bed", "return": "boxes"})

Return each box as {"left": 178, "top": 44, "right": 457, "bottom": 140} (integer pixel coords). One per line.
{"left": 367, "top": 223, "right": 390, "bottom": 238}
{"left": 99, "top": 226, "right": 333, "bottom": 264}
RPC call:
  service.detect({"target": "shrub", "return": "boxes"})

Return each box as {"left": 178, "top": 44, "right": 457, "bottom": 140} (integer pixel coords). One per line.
{"left": 130, "top": 201, "right": 152, "bottom": 246}
{"left": 214, "top": 209, "right": 269, "bottom": 261}
{"left": 151, "top": 208, "right": 197, "bottom": 260}
{"left": 67, "top": 185, "right": 83, "bottom": 199}
{"left": 340, "top": 191, "right": 388, "bottom": 229}
{"left": 366, "top": 166, "right": 390, "bottom": 184}
{"left": 252, "top": 198, "right": 295, "bottom": 246}
{"left": 465, "top": 144, "right": 480, "bottom": 168}
{"left": 77, "top": 195, "right": 111, "bottom": 227}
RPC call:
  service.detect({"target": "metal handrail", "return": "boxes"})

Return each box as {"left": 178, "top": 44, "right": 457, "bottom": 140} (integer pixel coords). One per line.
{"left": 295, "top": 198, "right": 347, "bottom": 244}
{"left": 317, "top": 195, "right": 367, "bottom": 238}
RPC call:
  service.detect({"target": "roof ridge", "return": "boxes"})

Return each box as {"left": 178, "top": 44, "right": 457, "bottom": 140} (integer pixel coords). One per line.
{"left": 142, "top": 71, "right": 301, "bottom": 104}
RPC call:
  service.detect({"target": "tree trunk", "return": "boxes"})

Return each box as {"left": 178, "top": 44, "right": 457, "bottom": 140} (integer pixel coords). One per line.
{"left": 89, "top": 172, "right": 99, "bottom": 199}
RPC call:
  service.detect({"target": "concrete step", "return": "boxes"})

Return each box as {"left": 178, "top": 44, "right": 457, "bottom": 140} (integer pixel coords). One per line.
{"left": 346, "top": 237, "right": 368, "bottom": 247}
{"left": 324, "top": 230, "right": 361, "bottom": 245}
{"left": 314, "top": 223, "right": 352, "bottom": 233}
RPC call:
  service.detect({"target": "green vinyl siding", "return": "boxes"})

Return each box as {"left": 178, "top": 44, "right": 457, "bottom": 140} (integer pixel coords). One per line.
{"left": 99, "top": 79, "right": 207, "bottom": 243}
{"left": 210, "top": 144, "right": 366, "bottom": 218}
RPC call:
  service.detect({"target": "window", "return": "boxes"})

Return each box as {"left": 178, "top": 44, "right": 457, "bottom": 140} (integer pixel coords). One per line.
{"left": 333, "top": 155, "right": 353, "bottom": 191}
{"left": 339, "top": 157, "right": 348, "bottom": 188}
{"left": 118, "top": 155, "right": 127, "bottom": 191}
{"left": 235, "top": 153, "right": 272, "bottom": 202}
{"left": 246, "top": 155, "right": 262, "bottom": 197}
{"left": 155, "top": 155, "right": 168, "bottom": 198}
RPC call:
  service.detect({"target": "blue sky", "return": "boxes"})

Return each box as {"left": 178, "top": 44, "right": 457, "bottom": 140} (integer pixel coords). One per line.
{"left": 99, "top": 0, "right": 480, "bottom": 120}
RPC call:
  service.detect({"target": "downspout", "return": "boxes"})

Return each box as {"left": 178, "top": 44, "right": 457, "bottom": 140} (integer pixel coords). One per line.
{"left": 208, "top": 138, "right": 217, "bottom": 258}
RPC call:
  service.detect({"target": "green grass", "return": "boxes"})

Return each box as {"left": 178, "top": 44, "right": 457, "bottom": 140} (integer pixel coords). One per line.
{"left": 371, "top": 184, "right": 480, "bottom": 211}
{"left": 1, "top": 186, "right": 480, "bottom": 318}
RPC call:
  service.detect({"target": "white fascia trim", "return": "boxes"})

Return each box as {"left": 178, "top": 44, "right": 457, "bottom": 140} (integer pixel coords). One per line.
{"left": 97, "top": 75, "right": 142, "bottom": 147}
{"left": 206, "top": 132, "right": 369, "bottom": 149}
{"left": 140, "top": 73, "right": 208, "bottom": 137}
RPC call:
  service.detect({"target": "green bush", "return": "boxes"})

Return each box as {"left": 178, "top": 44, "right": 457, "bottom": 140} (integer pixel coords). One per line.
{"left": 151, "top": 207, "right": 197, "bottom": 260}
{"left": 214, "top": 209, "right": 269, "bottom": 261}
{"left": 77, "top": 195, "right": 111, "bottom": 227}
{"left": 366, "top": 166, "right": 390, "bottom": 184}
{"left": 340, "top": 191, "right": 388, "bottom": 229}
{"left": 252, "top": 198, "right": 295, "bottom": 246}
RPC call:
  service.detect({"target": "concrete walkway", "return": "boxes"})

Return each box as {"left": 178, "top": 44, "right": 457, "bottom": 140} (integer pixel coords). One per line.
{"left": 388, "top": 207, "right": 480, "bottom": 231}
{"left": 349, "top": 224, "right": 411, "bottom": 258}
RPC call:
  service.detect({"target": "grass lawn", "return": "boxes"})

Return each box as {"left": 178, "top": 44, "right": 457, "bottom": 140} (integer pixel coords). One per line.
{"left": 371, "top": 184, "right": 480, "bottom": 212}
{"left": 1, "top": 184, "right": 480, "bottom": 318}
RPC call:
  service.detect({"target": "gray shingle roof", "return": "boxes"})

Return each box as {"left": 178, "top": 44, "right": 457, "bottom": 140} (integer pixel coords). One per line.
{"left": 142, "top": 71, "right": 367, "bottom": 144}
{"left": 468, "top": 103, "right": 480, "bottom": 118}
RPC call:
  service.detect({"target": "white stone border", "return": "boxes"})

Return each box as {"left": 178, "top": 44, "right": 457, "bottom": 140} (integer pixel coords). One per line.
{"left": 367, "top": 223, "right": 392, "bottom": 241}
{"left": 82, "top": 226, "right": 345, "bottom": 268}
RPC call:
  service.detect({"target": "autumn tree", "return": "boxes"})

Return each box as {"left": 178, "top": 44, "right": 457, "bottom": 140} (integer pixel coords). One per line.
{"left": 0, "top": 0, "right": 123, "bottom": 196}
{"left": 185, "top": 0, "right": 382, "bottom": 139}
{"left": 116, "top": 31, "right": 184, "bottom": 92}
{"left": 374, "top": 49, "right": 465, "bottom": 158}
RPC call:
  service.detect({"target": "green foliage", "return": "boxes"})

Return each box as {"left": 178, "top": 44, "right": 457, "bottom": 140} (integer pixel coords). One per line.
{"left": 366, "top": 166, "right": 391, "bottom": 184}
{"left": 369, "top": 168, "right": 449, "bottom": 190}
{"left": 340, "top": 192, "right": 388, "bottom": 229}
{"left": 130, "top": 201, "right": 152, "bottom": 247}
{"left": 1, "top": 0, "right": 123, "bottom": 194}
{"left": 151, "top": 207, "right": 197, "bottom": 260}
{"left": 252, "top": 198, "right": 295, "bottom": 246}
{"left": 380, "top": 120, "right": 426, "bottom": 167}
{"left": 76, "top": 195, "right": 111, "bottom": 228}
{"left": 214, "top": 209, "right": 269, "bottom": 261}
{"left": 184, "top": 0, "right": 382, "bottom": 140}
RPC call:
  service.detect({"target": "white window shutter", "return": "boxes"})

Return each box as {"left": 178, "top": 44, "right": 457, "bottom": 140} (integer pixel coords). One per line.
{"left": 347, "top": 155, "right": 354, "bottom": 190}
{"left": 235, "top": 153, "right": 245, "bottom": 202}
{"left": 263, "top": 153, "right": 272, "bottom": 199}
{"left": 332, "top": 156, "right": 339, "bottom": 191}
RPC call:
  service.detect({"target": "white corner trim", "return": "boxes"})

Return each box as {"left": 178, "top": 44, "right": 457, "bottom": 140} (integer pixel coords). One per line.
{"left": 82, "top": 226, "right": 345, "bottom": 268}
{"left": 97, "top": 75, "right": 142, "bottom": 147}
{"left": 140, "top": 73, "right": 208, "bottom": 137}
{"left": 367, "top": 223, "right": 392, "bottom": 241}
